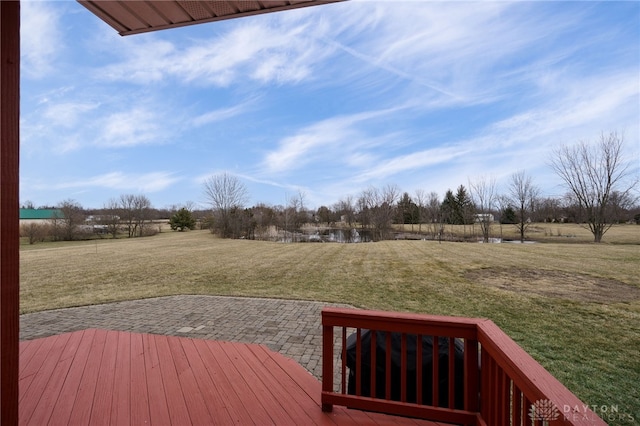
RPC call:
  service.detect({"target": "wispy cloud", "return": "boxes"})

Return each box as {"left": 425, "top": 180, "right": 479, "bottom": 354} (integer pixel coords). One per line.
{"left": 354, "top": 145, "right": 471, "bottom": 184}
{"left": 95, "top": 107, "right": 167, "bottom": 148}
{"left": 21, "top": 1, "right": 62, "bottom": 79}
{"left": 42, "top": 101, "right": 100, "bottom": 128}
{"left": 191, "top": 100, "right": 255, "bottom": 127}
{"left": 97, "top": 18, "right": 336, "bottom": 87}
{"left": 51, "top": 172, "right": 180, "bottom": 193}
{"left": 262, "top": 107, "right": 406, "bottom": 174}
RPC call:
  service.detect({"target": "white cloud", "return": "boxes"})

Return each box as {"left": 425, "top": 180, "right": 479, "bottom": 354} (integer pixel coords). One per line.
{"left": 95, "top": 107, "right": 166, "bottom": 148}
{"left": 21, "top": 1, "right": 62, "bottom": 79}
{"left": 52, "top": 172, "right": 180, "bottom": 193}
{"left": 354, "top": 145, "right": 471, "bottom": 184}
{"left": 97, "top": 17, "right": 336, "bottom": 87}
{"left": 42, "top": 101, "right": 100, "bottom": 128}
{"left": 191, "top": 101, "right": 254, "bottom": 127}
{"left": 262, "top": 107, "right": 404, "bottom": 174}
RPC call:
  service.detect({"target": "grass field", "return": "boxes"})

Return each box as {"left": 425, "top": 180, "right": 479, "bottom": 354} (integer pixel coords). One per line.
{"left": 20, "top": 225, "right": 640, "bottom": 424}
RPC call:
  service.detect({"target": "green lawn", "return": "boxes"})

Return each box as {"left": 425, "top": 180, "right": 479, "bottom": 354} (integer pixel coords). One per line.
{"left": 20, "top": 229, "right": 640, "bottom": 424}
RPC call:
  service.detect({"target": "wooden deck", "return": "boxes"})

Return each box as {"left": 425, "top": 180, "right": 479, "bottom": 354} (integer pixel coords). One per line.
{"left": 19, "top": 329, "right": 449, "bottom": 425}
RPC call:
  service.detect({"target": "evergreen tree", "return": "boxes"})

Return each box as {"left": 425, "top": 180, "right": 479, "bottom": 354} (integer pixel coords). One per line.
{"left": 455, "top": 185, "right": 474, "bottom": 225}
{"left": 169, "top": 208, "right": 196, "bottom": 231}
{"left": 441, "top": 186, "right": 474, "bottom": 225}
{"left": 396, "top": 192, "right": 419, "bottom": 224}
{"left": 501, "top": 206, "right": 517, "bottom": 224}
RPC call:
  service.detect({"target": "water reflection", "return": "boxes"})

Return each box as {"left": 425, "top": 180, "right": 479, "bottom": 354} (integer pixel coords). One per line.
{"left": 282, "top": 228, "right": 373, "bottom": 243}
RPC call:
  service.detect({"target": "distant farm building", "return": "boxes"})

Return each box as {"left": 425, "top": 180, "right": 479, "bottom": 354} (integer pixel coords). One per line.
{"left": 474, "top": 213, "right": 494, "bottom": 223}
{"left": 19, "top": 208, "right": 63, "bottom": 225}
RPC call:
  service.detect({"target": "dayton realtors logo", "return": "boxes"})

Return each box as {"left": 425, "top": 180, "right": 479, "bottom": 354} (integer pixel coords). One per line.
{"left": 529, "top": 399, "right": 561, "bottom": 421}
{"left": 529, "top": 399, "right": 635, "bottom": 423}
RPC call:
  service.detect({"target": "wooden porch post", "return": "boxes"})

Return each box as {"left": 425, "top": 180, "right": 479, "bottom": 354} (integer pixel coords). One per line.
{"left": 0, "top": 1, "right": 20, "bottom": 425}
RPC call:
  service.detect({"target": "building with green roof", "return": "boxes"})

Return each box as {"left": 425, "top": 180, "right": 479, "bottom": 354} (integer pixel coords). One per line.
{"left": 19, "top": 209, "right": 64, "bottom": 223}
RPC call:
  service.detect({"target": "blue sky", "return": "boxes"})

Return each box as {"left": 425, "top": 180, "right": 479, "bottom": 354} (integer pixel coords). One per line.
{"left": 20, "top": 1, "right": 639, "bottom": 210}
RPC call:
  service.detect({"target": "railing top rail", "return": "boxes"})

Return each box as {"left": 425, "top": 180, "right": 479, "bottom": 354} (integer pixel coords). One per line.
{"left": 322, "top": 307, "right": 480, "bottom": 339}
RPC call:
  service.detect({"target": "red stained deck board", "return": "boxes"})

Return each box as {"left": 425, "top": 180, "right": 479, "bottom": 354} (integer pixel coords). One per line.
{"left": 89, "top": 330, "right": 119, "bottom": 425}
{"left": 110, "top": 331, "right": 131, "bottom": 426}
{"left": 191, "top": 338, "right": 257, "bottom": 424}
{"left": 218, "top": 339, "right": 299, "bottom": 424}
{"left": 244, "top": 344, "right": 322, "bottom": 424}
{"left": 203, "top": 339, "right": 276, "bottom": 425}
{"left": 67, "top": 329, "right": 108, "bottom": 425}
{"left": 166, "top": 336, "right": 215, "bottom": 425}
{"left": 153, "top": 335, "right": 192, "bottom": 425}
{"left": 179, "top": 338, "right": 235, "bottom": 424}
{"left": 25, "top": 330, "right": 83, "bottom": 426}
{"left": 47, "top": 329, "right": 97, "bottom": 425}
{"left": 129, "top": 332, "right": 150, "bottom": 425}
{"left": 141, "top": 332, "right": 171, "bottom": 425}
{"left": 19, "top": 332, "right": 66, "bottom": 404}
{"left": 19, "top": 329, "right": 445, "bottom": 426}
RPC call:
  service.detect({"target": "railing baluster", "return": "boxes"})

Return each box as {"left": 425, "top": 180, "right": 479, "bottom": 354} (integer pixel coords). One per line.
{"left": 432, "top": 335, "right": 439, "bottom": 407}
{"left": 479, "top": 345, "right": 488, "bottom": 421}
{"left": 401, "top": 333, "right": 407, "bottom": 402}
{"left": 341, "top": 326, "right": 346, "bottom": 395}
{"left": 355, "top": 328, "right": 362, "bottom": 396}
{"left": 385, "top": 331, "right": 391, "bottom": 400}
{"left": 489, "top": 354, "right": 497, "bottom": 424}
{"left": 371, "top": 329, "right": 377, "bottom": 398}
{"left": 500, "top": 368, "right": 510, "bottom": 425}
{"left": 448, "top": 337, "right": 455, "bottom": 408}
{"left": 464, "top": 338, "right": 479, "bottom": 412}
{"left": 512, "top": 383, "right": 522, "bottom": 426}
{"left": 416, "top": 333, "right": 423, "bottom": 404}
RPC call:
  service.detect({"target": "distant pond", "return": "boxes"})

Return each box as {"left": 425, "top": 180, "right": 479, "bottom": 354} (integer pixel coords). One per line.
{"left": 284, "top": 228, "right": 373, "bottom": 243}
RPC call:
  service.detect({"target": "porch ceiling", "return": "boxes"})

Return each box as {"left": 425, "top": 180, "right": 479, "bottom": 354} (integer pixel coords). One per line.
{"left": 78, "top": 0, "right": 343, "bottom": 36}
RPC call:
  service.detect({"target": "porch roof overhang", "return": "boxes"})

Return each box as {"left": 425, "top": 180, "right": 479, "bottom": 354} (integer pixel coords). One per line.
{"left": 78, "top": 0, "right": 343, "bottom": 36}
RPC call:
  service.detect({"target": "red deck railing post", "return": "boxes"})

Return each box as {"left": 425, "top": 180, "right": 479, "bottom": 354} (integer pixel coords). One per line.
{"left": 0, "top": 2, "right": 21, "bottom": 425}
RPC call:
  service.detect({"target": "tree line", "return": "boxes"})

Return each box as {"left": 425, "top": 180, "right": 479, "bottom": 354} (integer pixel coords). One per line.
{"left": 20, "top": 194, "right": 170, "bottom": 244}
{"left": 21, "top": 132, "right": 639, "bottom": 244}
{"left": 200, "top": 132, "right": 638, "bottom": 243}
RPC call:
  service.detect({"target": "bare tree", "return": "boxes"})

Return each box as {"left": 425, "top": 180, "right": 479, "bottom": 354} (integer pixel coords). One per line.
{"left": 290, "top": 190, "right": 308, "bottom": 234}
{"left": 20, "top": 223, "right": 48, "bottom": 244}
{"left": 550, "top": 132, "right": 638, "bottom": 242}
{"left": 469, "top": 176, "right": 497, "bottom": 243}
{"left": 413, "top": 189, "right": 427, "bottom": 234}
{"left": 334, "top": 196, "right": 356, "bottom": 227}
{"left": 538, "top": 196, "right": 563, "bottom": 223}
{"left": 357, "top": 187, "right": 375, "bottom": 236}
{"left": 118, "top": 194, "right": 152, "bottom": 237}
{"left": 203, "top": 172, "right": 249, "bottom": 238}
{"left": 58, "top": 199, "right": 85, "bottom": 241}
{"left": 119, "top": 194, "right": 137, "bottom": 238}
{"left": 370, "top": 184, "right": 401, "bottom": 241}
{"left": 507, "top": 170, "right": 540, "bottom": 242}
{"left": 133, "top": 194, "right": 153, "bottom": 237}
{"left": 426, "top": 191, "right": 443, "bottom": 240}
{"left": 102, "top": 198, "right": 122, "bottom": 239}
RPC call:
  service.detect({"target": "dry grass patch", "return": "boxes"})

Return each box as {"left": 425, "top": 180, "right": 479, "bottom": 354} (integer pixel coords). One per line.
{"left": 466, "top": 268, "right": 640, "bottom": 303}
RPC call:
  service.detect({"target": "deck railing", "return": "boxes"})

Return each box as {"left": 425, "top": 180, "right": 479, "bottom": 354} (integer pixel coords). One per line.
{"left": 321, "top": 308, "right": 605, "bottom": 426}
